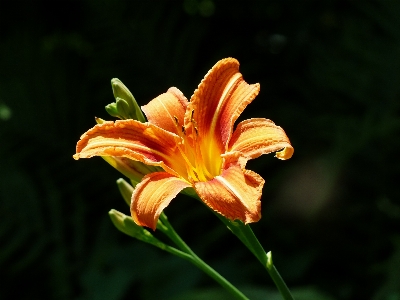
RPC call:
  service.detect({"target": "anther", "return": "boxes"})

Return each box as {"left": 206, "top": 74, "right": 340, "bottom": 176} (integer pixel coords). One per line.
{"left": 173, "top": 116, "right": 179, "bottom": 125}
{"left": 182, "top": 126, "right": 186, "bottom": 135}
{"left": 192, "top": 170, "right": 200, "bottom": 181}
{"left": 190, "top": 110, "right": 198, "bottom": 127}
{"left": 194, "top": 127, "right": 199, "bottom": 136}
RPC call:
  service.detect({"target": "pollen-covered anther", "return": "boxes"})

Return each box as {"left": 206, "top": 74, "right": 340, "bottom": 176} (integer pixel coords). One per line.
{"left": 190, "top": 109, "right": 198, "bottom": 126}
{"left": 173, "top": 115, "right": 187, "bottom": 137}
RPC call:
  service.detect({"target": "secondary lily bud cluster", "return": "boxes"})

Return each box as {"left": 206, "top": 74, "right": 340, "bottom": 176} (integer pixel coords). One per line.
{"left": 100, "top": 79, "right": 158, "bottom": 186}
{"left": 105, "top": 78, "right": 146, "bottom": 122}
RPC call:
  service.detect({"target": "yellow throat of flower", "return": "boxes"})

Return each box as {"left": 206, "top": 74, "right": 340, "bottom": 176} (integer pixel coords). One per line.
{"left": 173, "top": 110, "right": 222, "bottom": 183}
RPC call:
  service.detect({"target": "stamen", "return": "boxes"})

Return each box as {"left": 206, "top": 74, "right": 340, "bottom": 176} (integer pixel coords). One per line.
{"left": 171, "top": 109, "right": 215, "bottom": 182}
{"left": 192, "top": 170, "right": 200, "bottom": 181}
{"left": 175, "top": 141, "right": 198, "bottom": 180}
{"left": 201, "top": 161, "right": 214, "bottom": 180}
{"left": 173, "top": 115, "right": 183, "bottom": 138}
{"left": 191, "top": 109, "right": 198, "bottom": 127}
{"left": 171, "top": 114, "right": 197, "bottom": 180}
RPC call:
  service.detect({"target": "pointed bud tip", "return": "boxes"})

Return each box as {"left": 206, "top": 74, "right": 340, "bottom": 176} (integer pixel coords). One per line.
{"left": 108, "top": 209, "right": 125, "bottom": 225}
{"left": 95, "top": 117, "right": 106, "bottom": 124}
{"left": 116, "top": 177, "right": 134, "bottom": 206}
{"left": 111, "top": 78, "right": 121, "bottom": 84}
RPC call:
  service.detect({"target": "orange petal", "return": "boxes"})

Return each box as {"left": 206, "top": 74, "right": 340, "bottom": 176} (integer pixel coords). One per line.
{"left": 194, "top": 164, "right": 264, "bottom": 224}
{"left": 228, "top": 118, "right": 294, "bottom": 165}
{"left": 142, "top": 87, "right": 188, "bottom": 135}
{"left": 187, "top": 58, "right": 260, "bottom": 146}
{"left": 73, "top": 120, "right": 187, "bottom": 177}
{"left": 131, "top": 172, "right": 191, "bottom": 230}
{"left": 186, "top": 58, "right": 260, "bottom": 172}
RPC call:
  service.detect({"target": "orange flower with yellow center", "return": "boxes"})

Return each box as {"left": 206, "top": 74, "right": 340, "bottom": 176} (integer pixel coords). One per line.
{"left": 74, "top": 58, "right": 293, "bottom": 230}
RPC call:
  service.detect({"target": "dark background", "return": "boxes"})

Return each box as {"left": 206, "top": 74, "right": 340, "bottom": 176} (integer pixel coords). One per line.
{"left": 1, "top": 1, "right": 399, "bottom": 299}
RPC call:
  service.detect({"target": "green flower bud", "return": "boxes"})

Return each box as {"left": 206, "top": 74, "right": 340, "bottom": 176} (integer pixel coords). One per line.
{"left": 102, "top": 156, "right": 159, "bottom": 186}
{"left": 111, "top": 78, "right": 134, "bottom": 104}
{"left": 109, "top": 209, "right": 167, "bottom": 248}
{"left": 116, "top": 178, "right": 134, "bottom": 206}
{"left": 105, "top": 102, "right": 120, "bottom": 119}
{"left": 115, "top": 97, "right": 131, "bottom": 119}
{"left": 106, "top": 78, "right": 146, "bottom": 122}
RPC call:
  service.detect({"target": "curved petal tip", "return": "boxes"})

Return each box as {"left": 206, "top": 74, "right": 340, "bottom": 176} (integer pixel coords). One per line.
{"left": 275, "top": 146, "right": 294, "bottom": 160}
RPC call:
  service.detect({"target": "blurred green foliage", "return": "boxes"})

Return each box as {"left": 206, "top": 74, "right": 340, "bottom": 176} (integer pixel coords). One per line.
{"left": 1, "top": 0, "right": 399, "bottom": 299}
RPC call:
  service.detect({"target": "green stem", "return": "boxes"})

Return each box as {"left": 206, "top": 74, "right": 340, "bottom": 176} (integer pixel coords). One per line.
{"left": 158, "top": 213, "right": 249, "bottom": 300}
{"left": 236, "top": 223, "right": 294, "bottom": 300}
{"left": 266, "top": 251, "right": 294, "bottom": 300}
{"left": 160, "top": 244, "right": 195, "bottom": 261}
{"left": 189, "top": 195, "right": 294, "bottom": 300}
{"left": 235, "top": 222, "right": 268, "bottom": 265}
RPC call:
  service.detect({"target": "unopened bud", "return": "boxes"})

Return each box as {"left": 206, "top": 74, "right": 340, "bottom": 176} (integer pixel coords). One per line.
{"left": 109, "top": 209, "right": 167, "bottom": 248}
{"left": 107, "top": 78, "right": 146, "bottom": 122}
{"left": 102, "top": 156, "right": 159, "bottom": 186}
{"left": 116, "top": 97, "right": 131, "bottom": 119}
{"left": 105, "top": 102, "right": 120, "bottom": 119}
{"left": 116, "top": 178, "right": 134, "bottom": 206}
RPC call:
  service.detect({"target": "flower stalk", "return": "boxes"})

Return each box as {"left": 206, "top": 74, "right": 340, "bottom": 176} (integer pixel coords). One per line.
{"left": 112, "top": 178, "right": 249, "bottom": 300}
{"left": 157, "top": 213, "right": 249, "bottom": 300}
{"left": 192, "top": 194, "right": 294, "bottom": 300}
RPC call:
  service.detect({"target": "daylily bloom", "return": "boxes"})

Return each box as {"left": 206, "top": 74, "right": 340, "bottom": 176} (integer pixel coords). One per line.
{"left": 74, "top": 58, "right": 293, "bottom": 230}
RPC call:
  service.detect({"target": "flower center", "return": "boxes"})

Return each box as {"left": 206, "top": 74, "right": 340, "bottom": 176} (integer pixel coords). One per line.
{"left": 173, "top": 110, "right": 220, "bottom": 182}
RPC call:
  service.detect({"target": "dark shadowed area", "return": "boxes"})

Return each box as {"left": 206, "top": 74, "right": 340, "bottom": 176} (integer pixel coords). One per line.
{"left": 1, "top": 1, "right": 399, "bottom": 299}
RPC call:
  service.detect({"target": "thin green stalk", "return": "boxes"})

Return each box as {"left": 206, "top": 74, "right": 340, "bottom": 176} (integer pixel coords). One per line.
{"left": 160, "top": 244, "right": 195, "bottom": 261}
{"left": 236, "top": 223, "right": 294, "bottom": 300}
{"left": 228, "top": 222, "right": 294, "bottom": 300}
{"left": 188, "top": 195, "right": 294, "bottom": 300}
{"left": 158, "top": 213, "right": 249, "bottom": 300}
{"left": 266, "top": 252, "right": 294, "bottom": 300}
{"left": 235, "top": 222, "right": 268, "bottom": 265}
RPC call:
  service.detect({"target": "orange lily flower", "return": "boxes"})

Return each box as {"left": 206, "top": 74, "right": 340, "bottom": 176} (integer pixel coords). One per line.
{"left": 74, "top": 58, "right": 293, "bottom": 230}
